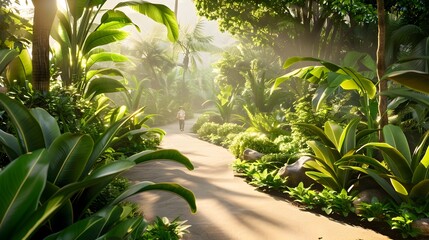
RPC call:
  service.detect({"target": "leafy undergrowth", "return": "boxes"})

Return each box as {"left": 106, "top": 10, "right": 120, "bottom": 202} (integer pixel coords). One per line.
{"left": 235, "top": 173, "right": 427, "bottom": 240}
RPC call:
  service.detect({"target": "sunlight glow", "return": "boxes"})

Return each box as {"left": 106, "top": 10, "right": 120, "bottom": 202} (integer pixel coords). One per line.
{"left": 56, "top": 0, "right": 67, "bottom": 11}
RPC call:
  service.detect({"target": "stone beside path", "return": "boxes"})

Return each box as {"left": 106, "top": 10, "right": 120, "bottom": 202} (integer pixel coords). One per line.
{"left": 126, "top": 118, "right": 392, "bottom": 240}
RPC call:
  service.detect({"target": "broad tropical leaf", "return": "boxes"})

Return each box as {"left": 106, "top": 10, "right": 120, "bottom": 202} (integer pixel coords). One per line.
{"left": 82, "top": 109, "right": 142, "bottom": 178}
{"left": 110, "top": 181, "right": 197, "bottom": 213}
{"left": 127, "top": 149, "right": 194, "bottom": 170}
{"left": 98, "top": 217, "right": 144, "bottom": 239}
{"left": 46, "top": 133, "right": 94, "bottom": 187}
{"left": 83, "top": 30, "right": 129, "bottom": 55}
{"left": 384, "top": 70, "right": 429, "bottom": 94}
{"left": 115, "top": 1, "right": 179, "bottom": 41}
{"left": 383, "top": 124, "right": 412, "bottom": 162}
{"left": 0, "top": 150, "right": 49, "bottom": 238}
{"left": 0, "top": 130, "right": 21, "bottom": 160}
{"left": 100, "top": 10, "right": 139, "bottom": 31}
{"left": 84, "top": 77, "right": 127, "bottom": 98}
{"left": 0, "top": 49, "right": 19, "bottom": 74}
{"left": 16, "top": 160, "right": 135, "bottom": 240}
{"left": 85, "top": 52, "right": 129, "bottom": 71}
{"left": 30, "top": 108, "right": 61, "bottom": 147}
{"left": 0, "top": 94, "right": 45, "bottom": 152}
{"left": 409, "top": 179, "right": 429, "bottom": 199}
{"left": 44, "top": 216, "right": 105, "bottom": 240}
{"left": 360, "top": 142, "right": 413, "bottom": 182}
{"left": 5, "top": 49, "right": 32, "bottom": 87}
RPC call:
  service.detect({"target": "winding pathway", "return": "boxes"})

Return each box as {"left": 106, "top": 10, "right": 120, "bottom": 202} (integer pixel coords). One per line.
{"left": 126, "top": 118, "right": 391, "bottom": 240}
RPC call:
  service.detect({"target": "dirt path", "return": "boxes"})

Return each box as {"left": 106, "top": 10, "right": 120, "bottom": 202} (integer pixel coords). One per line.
{"left": 126, "top": 118, "right": 391, "bottom": 240}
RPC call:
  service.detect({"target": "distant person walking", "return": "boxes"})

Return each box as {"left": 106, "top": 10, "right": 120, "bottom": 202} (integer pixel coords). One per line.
{"left": 177, "top": 106, "right": 186, "bottom": 132}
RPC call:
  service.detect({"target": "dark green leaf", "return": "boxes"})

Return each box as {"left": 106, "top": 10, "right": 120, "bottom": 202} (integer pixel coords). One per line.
{"left": 127, "top": 149, "right": 194, "bottom": 170}
{"left": 383, "top": 70, "right": 429, "bottom": 94}
{"left": 115, "top": 1, "right": 178, "bottom": 41}
{"left": 0, "top": 94, "right": 45, "bottom": 152}
{"left": 0, "top": 150, "right": 49, "bottom": 237}
{"left": 111, "top": 181, "right": 197, "bottom": 213}
{"left": 46, "top": 133, "right": 94, "bottom": 186}
{"left": 30, "top": 108, "right": 61, "bottom": 148}
{"left": 84, "top": 77, "right": 127, "bottom": 98}
{"left": 0, "top": 49, "right": 19, "bottom": 74}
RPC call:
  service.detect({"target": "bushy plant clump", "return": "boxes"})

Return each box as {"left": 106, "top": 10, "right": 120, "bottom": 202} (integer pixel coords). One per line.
{"left": 197, "top": 122, "right": 220, "bottom": 139}
{"left": 192, "top": 113, "right": 223, "bottom": 133}
{"left": 196, "top": 121, "right": 244, "bottom": 146}
{"left": 142, "top": 217, "right": 190, "bottom": 240}
{"left": 229, "top": 132, "right": 279, "bottom": 158}
{"left": 6, "top": 84, "right": 102, "bottom": 136}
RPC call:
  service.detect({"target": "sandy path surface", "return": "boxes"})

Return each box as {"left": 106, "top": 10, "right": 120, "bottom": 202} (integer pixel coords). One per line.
{"left": 126, "top": 118, "right": 391, "bottom": 240}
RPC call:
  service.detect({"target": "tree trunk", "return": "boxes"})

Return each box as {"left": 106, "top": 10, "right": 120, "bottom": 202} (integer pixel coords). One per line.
{"left": 376, "top": 0, "right": 388, "bottom": 140}
{"left": 32, "top": 0, "right": 57, "bottom": 92}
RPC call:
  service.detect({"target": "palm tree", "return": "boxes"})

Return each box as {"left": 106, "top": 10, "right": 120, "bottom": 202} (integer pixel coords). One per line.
{"left": 175, "top": 19, "right": 216, "bottom": 104}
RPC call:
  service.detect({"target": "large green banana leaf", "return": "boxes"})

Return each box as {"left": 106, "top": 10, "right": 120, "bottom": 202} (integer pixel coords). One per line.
{"left": 86, "top": 51, "right": 129, "bottom": 70}
{"left": 110, "top": 181, "right": 197, "bottom": 213}
{"left": 5, "top": 48, "right": 32, "bottom": 87}
{"left": 384, "top": 70, "right": 429, "bottom": 94}
{"left": 0, "top": 130, "right": 21, "bottom": 159}
{"left": 84, "top": 77, "right": 127, "bottom": 98}
{"left": 83, "top": 109, "right": 142, "bottom": 177}
{"left": 360, "top": 142, "right": 413, "bottom": 182}
{"left": 0, "top": 94, "right": 45, "bottom": 152}
{"left": 0, "top": 150, "right": 49, "bottom": 238}
{"left": 46, "top": 133, "right": 94, "bottom": 187}
{"left": 97, "top": 217, "right": 144, "bottom": 239}
{"left": 128, "top": 149, "right": 194, "bottom": 170}
{"left": 15, "top": 160, "right": 135, "bottom": 240}
{"left": 115, "top": 1, "right": 179, "bottom": 42}
{"left": 83, "top": 30, "right": 129, "bottom": 55}
{"left": 100, "top": 10, "right": 140, "bottom": 30}
{"left": 30, "top": 108, "right": 61, "bottom": 147}
{"left": 0, "top": 49, "right": 18, "bottom": 74}
{"left": 382, "top": 124, "right": 412, "bottom": 162}
{"left": 44, "top": 216, "right": 105, "bottom": 240}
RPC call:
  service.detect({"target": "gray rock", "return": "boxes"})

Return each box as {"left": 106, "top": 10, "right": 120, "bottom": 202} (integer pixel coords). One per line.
{"left": 412, "top": 218, "right": 429, "bottom": 236}
{"left": 242, "top": 148, "right": 264, "bottom": 161}
{"left": 278, "top": 156, "right": 316, "bottom": 188}
{"left": 353, "top": 189, "right": 389, "bottom": 215}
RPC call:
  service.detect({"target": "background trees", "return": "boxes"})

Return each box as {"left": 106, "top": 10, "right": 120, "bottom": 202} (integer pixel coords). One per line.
{"left": 194, "top": 0, "right": 377, "bottom": 61}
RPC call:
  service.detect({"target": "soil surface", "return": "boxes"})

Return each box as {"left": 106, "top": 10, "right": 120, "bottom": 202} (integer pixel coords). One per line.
{"left": 126, "top": 118, "right": 394, "bottom": 240}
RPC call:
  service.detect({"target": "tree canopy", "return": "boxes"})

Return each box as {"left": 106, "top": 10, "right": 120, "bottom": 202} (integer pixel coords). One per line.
{"left": 194, "top": 0, "right": 377, "bottom": 61}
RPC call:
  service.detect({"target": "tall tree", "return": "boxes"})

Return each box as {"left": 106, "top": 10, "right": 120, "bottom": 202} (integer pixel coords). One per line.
{"left": 377, "top": 0, "right": 388, "bottom": 135}
{"left": 31, "top": 0, "right": 57, "bottom": 92}
{"left": 194, "top": 0, "right": 377, "bottom": 61}
{"left": 175, "top": 19, "right": 216, "bottom": 104}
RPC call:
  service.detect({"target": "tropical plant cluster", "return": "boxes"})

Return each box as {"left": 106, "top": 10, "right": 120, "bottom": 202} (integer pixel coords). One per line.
{"left": 193, "top": 1, "right": 429, "bottom": 237}
{"left": 0, "top": 1, "right": 198, "bottom": 239}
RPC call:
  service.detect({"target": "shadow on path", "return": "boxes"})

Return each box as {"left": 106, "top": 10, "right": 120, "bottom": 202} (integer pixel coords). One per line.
{"left": 126, "top": 119, "right": 391, "bottom": 240}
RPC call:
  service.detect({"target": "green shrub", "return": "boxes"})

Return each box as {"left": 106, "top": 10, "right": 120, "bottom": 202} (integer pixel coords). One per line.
{"left": 197, "top": 122, "right": 221, "bottom": 140}
{"left": 274, "top": 135, "right": 299, "bottom": 154}
{"left": 229, "top": 132, "right": 279, "bottom": 158}
{"left": 7, "top": 84, "right": 103, "bottom": 135}
{"left": 192, "top": 113, "right": 222, "bottom": 133}
{"left": 217, "top": 123, "right": 244, "bottom": 137}
{"left": 249, "top": 169, "right": 287, "bottom": 191}
{"left": 142, "top": 217, "right": 190, "bottom": 240}
{"left": 220, "top": 132, "right": 239, "bottom": 148}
